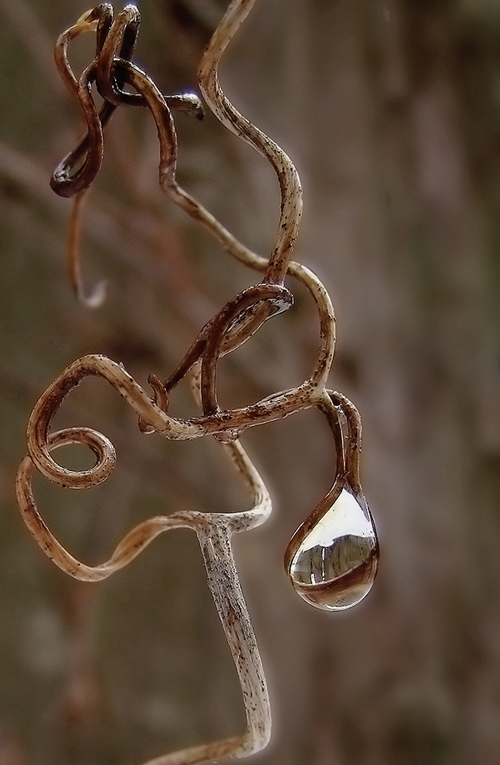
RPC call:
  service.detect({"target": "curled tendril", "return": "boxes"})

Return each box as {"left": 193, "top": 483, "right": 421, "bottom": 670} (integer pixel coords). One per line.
{"left": 17, "top": 424, "right": 273, "bottom": 762}
{"left": 22, "top": 0, "right": 352, "bottom": 610}
{"left": 16, "top": 0, "right": 378, "bottom": 762}
{"left": 51, "top": 3, "right": 203, "bottom": 307}
{"left": 17, "top": 425, "right": 270, "bottom": 581}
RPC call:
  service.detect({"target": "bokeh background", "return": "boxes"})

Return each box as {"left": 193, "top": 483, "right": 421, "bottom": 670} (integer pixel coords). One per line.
{"left": 1, "top": 0, "right": 500, "bottom": 763}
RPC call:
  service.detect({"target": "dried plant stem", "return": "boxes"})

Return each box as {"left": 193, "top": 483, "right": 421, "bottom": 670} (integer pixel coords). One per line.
{"left": 67, "top": 191, "right": 108, "bottom": 307}
{"left": 198, "top": 0, "right": 302, "bottom": 286}
{"left": 15, "top": 1, "right": 376, "bottom": 762}
{"left": 17, "top": 423, "right": 272, "bottom": 763}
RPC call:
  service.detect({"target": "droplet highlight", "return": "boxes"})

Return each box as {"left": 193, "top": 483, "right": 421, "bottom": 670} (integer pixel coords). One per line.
{"left": 287, "top": 488, "right": 378, "bottom": 611}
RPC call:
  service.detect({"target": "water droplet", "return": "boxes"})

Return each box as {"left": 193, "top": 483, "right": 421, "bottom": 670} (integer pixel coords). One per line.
{"left": 286, "top": 487, "right": 378, "bottom": 611}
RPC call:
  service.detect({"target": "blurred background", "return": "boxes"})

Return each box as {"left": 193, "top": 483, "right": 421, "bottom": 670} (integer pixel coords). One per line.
{"left": 1, "top": 0, "right": 500, "bottom": 763}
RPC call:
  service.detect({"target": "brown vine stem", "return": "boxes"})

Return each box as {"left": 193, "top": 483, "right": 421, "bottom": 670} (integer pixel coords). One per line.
{"left": 16, "top": 425, "right": 272, "bottom": 762}
{"left": 16, "top": 0, "right": 378, "bottom": 762}
{"left": 51, "top": 5, "right": 203, "bottom": 306}
{"left": 197, "top": 0, "right": 303, "bottom": 286}
{"left": 67, "top": 191, "right": 108, "bottom": 307}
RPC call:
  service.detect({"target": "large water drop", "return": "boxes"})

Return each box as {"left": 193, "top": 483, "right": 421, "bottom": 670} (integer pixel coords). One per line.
{"left": 287, "top": 487, "right": 378, "bottom": 611}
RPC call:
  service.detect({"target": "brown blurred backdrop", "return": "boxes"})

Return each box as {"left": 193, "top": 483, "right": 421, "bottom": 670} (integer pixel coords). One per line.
{"left": 1, "top": 0, "right": 500, "bottom": 763}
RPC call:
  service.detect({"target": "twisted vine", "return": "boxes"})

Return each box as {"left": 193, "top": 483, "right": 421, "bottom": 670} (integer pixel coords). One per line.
{"left": 15, "top": 2, "right": 379, "bottom": 763}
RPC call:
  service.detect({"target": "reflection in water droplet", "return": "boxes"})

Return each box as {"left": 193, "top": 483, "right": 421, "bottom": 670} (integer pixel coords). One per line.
{"left": 288, "top": 488, "right": 378, "bottom": 611}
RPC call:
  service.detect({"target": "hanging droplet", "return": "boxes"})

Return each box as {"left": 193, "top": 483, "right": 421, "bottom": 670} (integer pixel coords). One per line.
{"left": 286, "top": 487, "right": 378, "bottom": 611}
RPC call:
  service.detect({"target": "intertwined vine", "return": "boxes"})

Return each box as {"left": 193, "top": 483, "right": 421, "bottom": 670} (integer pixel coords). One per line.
{"left": 15, "top": 2, "right": 379, "bottom": 763}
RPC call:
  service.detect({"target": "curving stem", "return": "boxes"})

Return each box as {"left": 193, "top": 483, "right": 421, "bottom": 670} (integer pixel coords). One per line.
{"left": 198, "top": 0, "right": 303, "bottom": 285}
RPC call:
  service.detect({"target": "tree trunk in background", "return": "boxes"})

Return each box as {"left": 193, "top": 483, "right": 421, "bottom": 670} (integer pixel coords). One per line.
{"left": 1, "top": 1, "right": 500, "bottom": 763}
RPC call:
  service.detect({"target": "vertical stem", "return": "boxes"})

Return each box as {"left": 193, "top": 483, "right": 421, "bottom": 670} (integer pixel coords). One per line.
{"left": 198, "top": 521, "right": 271, "bottom": 756}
